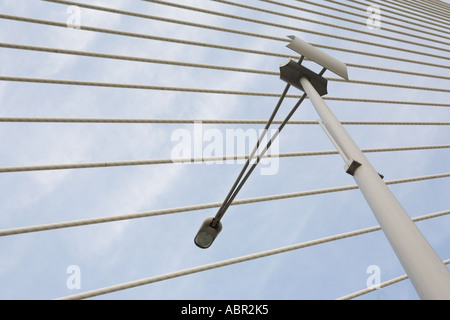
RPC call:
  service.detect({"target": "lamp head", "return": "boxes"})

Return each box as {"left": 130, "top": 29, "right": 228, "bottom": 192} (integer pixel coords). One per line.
{"left": 194, "top": 217, "right": 222, "bottom": 249}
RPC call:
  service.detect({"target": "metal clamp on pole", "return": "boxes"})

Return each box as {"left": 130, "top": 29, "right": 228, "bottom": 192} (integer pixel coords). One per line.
{"left": 344, "top": 159, "right": 362, "bottom": 176}
{"left": 317, "top": 119, "right": 361, "bottom": 176}
{"left": 279, "top": 59, "right": 328, "bottom": 96}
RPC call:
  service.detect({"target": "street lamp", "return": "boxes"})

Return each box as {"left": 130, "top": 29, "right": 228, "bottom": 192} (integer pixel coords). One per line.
{"left": 281, "top": 35, "right": 450, "bottom": 300}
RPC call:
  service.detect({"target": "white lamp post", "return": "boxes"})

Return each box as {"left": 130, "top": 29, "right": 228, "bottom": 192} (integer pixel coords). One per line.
{"left": 281, "top": 35, "right": 450, "bottom": 300}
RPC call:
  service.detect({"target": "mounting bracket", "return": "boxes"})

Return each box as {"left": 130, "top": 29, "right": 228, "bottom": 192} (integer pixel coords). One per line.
{"left": 279, "top": 59, "right": 328, "bottom": 96}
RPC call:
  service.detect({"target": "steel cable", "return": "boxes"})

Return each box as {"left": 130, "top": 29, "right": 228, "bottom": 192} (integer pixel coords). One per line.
{"left": 1, "top": 172, "right": 449, "bottom": 236}
{"left": 55, "top": 209, "right": 450, "bottom": 300}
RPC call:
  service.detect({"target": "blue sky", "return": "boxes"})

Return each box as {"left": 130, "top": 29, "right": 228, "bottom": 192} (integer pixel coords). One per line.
{"left": 0, "top": 0, "right": 449, "bottom": 300}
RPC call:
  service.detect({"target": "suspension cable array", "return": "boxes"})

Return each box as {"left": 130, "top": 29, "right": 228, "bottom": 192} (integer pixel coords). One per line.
{"left": 0, "top": 0, "right": 449, "bottom": 300}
